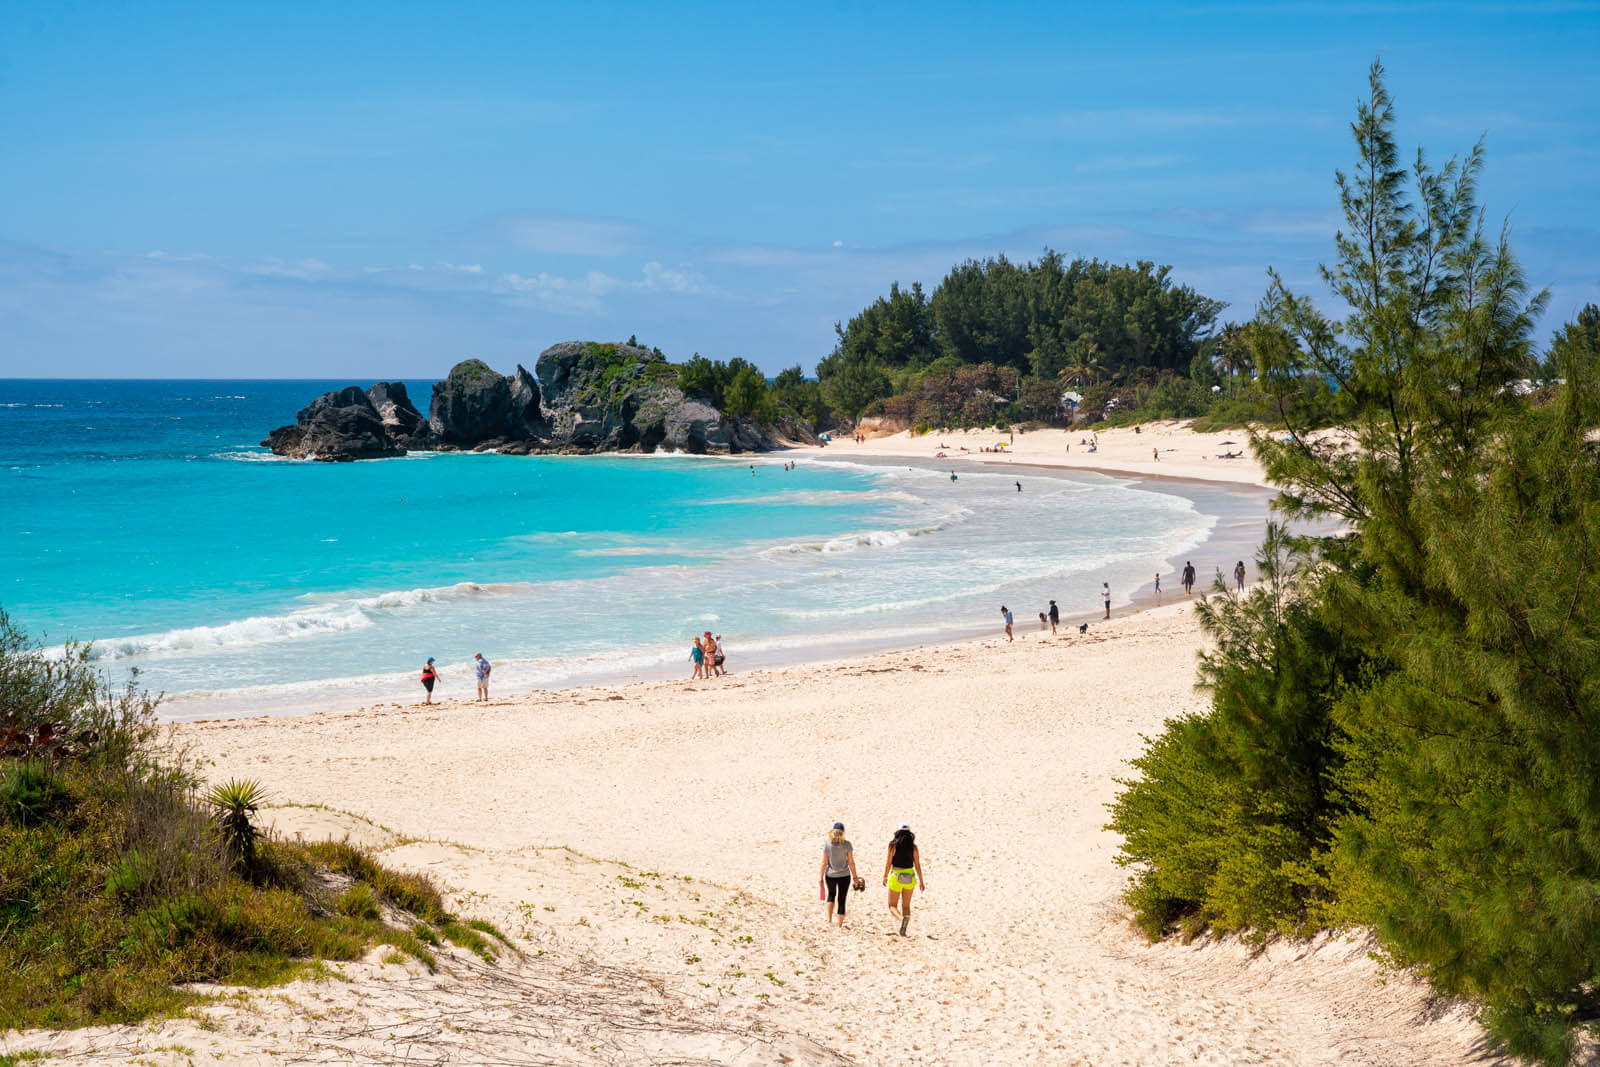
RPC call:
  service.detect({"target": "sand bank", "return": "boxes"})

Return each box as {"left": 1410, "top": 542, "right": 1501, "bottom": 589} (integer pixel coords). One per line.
{"left": 6, "top": 602, "right": 1501, "bottom": 1065}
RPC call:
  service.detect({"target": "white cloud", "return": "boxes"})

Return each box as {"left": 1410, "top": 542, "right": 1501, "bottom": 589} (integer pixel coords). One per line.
{"left": 500, "top": 216, "right": 646, "bottom": 257}
{"left": 440, "top": 262, "right": 483, "bottom": 273}
{"left": 639, "top": 261, "right": 707, "bottom": 293}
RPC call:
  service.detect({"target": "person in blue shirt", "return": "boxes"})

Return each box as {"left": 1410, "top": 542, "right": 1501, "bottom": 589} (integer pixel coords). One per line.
{"left": 473, "top": 652, "right": 492, "bottom": 701}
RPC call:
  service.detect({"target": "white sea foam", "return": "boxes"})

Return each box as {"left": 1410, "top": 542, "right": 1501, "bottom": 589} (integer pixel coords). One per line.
{"left": 697, "top": 489, "right": 922, "bottom": 508}
{"left": 91, "top": 581, "right": 535, "bottom": 662}
{"left": 213, "top": 450, "right": 295, "bottom": 463}
{"left": 89, "top": 606, "right": 375, "bottom": 661}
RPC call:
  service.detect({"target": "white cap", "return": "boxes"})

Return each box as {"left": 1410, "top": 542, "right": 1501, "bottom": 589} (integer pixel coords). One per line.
{"left": 897, "top": 822, "right": 910, "bottom": 831}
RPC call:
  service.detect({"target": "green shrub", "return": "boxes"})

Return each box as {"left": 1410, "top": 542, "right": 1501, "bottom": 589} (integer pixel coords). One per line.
{"left": 337, "top": 883, "right": 380, "bottom": 920}
{"left": 0, "top": 761, "right": 69, "bottom": 826}
{"left": 104, "top": 850, "right": 154, "bottom": 910}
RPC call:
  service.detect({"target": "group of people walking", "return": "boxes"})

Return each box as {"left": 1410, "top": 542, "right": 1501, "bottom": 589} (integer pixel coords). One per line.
{"left": 818, "top": 821, "right": 926, "bottom": 936}
{"left": 690, "top": 631, "right": 727, "bottom": 679}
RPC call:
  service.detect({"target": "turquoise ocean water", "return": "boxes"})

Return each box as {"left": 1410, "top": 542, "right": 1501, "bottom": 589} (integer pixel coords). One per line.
{"left": 2, "top": 380, "right": 1216, "bottom": 718}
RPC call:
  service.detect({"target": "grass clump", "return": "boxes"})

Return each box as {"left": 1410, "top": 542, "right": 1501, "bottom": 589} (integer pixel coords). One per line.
{"left": 439, "top": 920, "right": 497, "bottom": 962}
{"left": 0, "top": 607, "right": 494, "bottom": 1032}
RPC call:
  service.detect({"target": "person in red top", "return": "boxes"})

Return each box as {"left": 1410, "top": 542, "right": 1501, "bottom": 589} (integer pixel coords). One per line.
{"left": 420, "top": 657, "right": 439, "bottom": 704}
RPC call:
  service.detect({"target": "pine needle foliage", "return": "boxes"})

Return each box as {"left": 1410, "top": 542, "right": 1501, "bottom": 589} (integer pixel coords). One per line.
{"left": 1111, "top": 60, "right": 1600, "bottom": 1064}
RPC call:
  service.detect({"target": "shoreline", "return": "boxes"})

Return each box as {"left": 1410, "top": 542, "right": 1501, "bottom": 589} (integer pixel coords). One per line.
{"left": 165, "top": 452, "right": 1277, "bottom": 723}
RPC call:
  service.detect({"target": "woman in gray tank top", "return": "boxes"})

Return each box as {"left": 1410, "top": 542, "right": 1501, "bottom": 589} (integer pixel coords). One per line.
{"left": 818, "top": 822, "right": 859, "bottom": 928}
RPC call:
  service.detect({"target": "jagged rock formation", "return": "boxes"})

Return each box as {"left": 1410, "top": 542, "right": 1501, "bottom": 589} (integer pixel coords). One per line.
{"left": 263, "top": 342, "right": 810, "bottom": 461}
{"left": 366, "top": 381, "right": 432, "bottom": 447}
{"left": 260, "top": 386, "right": 406, "bottom": 461}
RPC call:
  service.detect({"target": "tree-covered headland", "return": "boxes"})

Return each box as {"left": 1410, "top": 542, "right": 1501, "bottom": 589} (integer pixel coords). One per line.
{"left": 1109, "top": 61, "right": 1600, "bottom": 1066}
{"left": 814, "top": 254, "right": 1247, "bottom": 430}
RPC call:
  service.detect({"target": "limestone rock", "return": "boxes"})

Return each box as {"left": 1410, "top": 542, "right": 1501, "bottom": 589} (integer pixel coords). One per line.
{"left": 262, "top": 386, "right": 405, "bottom": 461}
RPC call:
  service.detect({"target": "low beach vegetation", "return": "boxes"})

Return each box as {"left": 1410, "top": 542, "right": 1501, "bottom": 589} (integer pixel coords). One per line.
{"left": 0, "top": 609, "right": 494, "bottom": 1032}
{"left": 1110, "top": 62, "right": 1600, "bottom": 1065}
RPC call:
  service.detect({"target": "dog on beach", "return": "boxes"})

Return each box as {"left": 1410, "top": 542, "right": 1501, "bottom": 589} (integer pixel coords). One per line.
{"left": 1078, "top": 623, "right": 1089, "bottom": 634}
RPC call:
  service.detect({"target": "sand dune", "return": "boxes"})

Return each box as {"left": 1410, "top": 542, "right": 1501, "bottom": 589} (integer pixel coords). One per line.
{"left": 3, "top": 601, "right": 1508, "bottom": 1065}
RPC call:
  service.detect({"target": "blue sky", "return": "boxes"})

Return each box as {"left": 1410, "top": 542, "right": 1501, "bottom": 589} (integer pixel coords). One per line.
{"left": 2, "top": 1, "right": 1598, "bottom": 378}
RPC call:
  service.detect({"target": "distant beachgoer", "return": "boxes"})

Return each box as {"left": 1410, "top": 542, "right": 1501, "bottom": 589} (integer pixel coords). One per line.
{"left": 820, "top": 822, "right": 859, "bottom": 928}
{"left": 1153, "top": 447, "right": 1159, "bottom": 462}
{"left": 1154, "top": 572, "right": 1162, "bottom": 603}
{"left": 883, "top": 824, "right": 925, "bottom": 937}
{"left": 1234, "top": 560, "right": 1247, "bottom": 591}
{"left": 1015, "top": 481, "right": 1022, "bottom": 492}
{"left": 473, "top": 653, "right": 491, "bottom": 701}
{"left": 1102, "top": 582, "right": 1111, "bottom": 619}
{"left": 950, "top": 471, "right": 957, "bottom": 482}
{"left": 1048, "top": 600, "right": 1059, "bottom": 633}
{"left": 1039, "top": 611, "right": 1049, "bottom": 631}
{"left": 704, "top": 631, "right": 726, "bottom": 676}
{"left": 1181, "top": 561, "right": 1196, "bottom": 595}
{"left": 420, "top": 658, "right": 439, "bottom": 703}
{"left": 1001, "top": 605, "right": 1014, "bottom": 642}
{"left": 690, "top": 637, "right": 705, "bottom": 680}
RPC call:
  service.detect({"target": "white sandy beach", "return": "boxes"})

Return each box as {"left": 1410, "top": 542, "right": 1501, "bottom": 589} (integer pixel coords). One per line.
{"left": 793, "top": 421, "right": 1279, "bottom": 487}
{"left": 6, "top": 593, "right": 1505, "bottom": 1065}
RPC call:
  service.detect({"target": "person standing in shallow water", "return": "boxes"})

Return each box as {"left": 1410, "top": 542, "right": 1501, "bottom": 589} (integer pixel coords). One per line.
{"left": 1181, "top": 560, "right": 1197, "bottom": 595}
{"left": 884, "top": 824, "right": 926, "bottom": 936}
{"left": 819, "top": 822, "right": 859, "bottom": 928}
{"left": 1234, "top": 560, "right": 1247, "bottom": 591}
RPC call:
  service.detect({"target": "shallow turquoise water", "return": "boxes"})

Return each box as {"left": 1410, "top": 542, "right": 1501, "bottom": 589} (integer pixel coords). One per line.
{"left": 1, "top": 380, "right": 1215, "bottom": 716}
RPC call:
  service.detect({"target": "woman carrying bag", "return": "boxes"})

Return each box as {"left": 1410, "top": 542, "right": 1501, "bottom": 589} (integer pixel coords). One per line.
{"left": 819, "top": 822, "right": 860, "bottom": 929}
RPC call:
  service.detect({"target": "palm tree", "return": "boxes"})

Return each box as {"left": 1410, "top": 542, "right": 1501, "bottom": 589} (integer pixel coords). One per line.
{"left": 1212, "top": 329, "right": 1253, "bottom": 397}
{"left": 1058, "top": 340, "right": 1106, "bottom": 387}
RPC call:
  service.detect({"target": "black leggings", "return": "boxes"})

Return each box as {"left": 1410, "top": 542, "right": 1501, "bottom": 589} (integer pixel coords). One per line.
{"left": 825, "top": 875, "right": 851, "bottom": 914}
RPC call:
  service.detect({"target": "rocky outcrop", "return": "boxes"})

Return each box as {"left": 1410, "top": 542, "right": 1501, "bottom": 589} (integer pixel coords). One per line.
{"left": 427, "top": 359, "right": 525, "bottom": 446}
{"left": 261, "top": 386, "right": 406, "bottom": 461}
{"left": 264, "top": 343, "right": 811, "bottom": 460}
{"left": 366, "top": 381, "right": 431, "bottom": 447}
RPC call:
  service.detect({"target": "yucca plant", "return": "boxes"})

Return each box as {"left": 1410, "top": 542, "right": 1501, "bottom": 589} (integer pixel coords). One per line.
{"left": 205, "top": 778, "right": 267, "bottom": 872}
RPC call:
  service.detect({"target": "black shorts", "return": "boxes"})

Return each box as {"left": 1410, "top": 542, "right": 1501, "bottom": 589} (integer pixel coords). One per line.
{"left": 422, "top": 677, "right": 435, "bottom": 692}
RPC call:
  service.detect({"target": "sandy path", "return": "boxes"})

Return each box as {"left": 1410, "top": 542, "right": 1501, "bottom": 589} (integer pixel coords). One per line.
{"left": 94, "top": 603, "right": 1498, "bottom": 1066}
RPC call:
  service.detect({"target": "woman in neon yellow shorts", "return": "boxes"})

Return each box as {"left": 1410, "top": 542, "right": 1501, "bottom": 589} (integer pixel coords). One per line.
{"left": 882, "top": 823, "right": 926, "bottom": 937}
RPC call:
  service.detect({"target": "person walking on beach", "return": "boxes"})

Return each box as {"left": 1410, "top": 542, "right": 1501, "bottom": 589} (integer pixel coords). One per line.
{"left": 703, "top": 631, "right": 726, "bottom": 676}
{"left": 1181, "top": 561, "right": 1196, "bottom": 596}
{"left": 883, "top": 823, "right": 925, "bottom": 937}
{"left": 1001, "top": 605, "right": 1014, "bottom": 642}
{"left": 1154, "top": 572, "right": 1162, "bottom": 603}
{"left": 820, "top": 822, "right": 860, "bottom": 929}
{"left": 420, "top": 658, "right": 439, "bottom": 704}
{"left": 1048, "top": 600, "right": 1059, "bottom": 634}
{"left": 690, "top": 636, "right": 705, "bottom": 680}
{"left": 1234, "top": 560, "right": 1247, "bottom": 591}
{"left": 473, "top": 653, "right": 491, "bottom": 701}
{"left": 1102, "top": 582, "right": 1111, "bottom": 619}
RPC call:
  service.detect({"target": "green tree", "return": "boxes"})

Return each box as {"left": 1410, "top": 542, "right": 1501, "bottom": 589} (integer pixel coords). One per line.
{"left": 1111, "top": 60, "right": 1600, "bottom": 1065}
{"left": 1541, "top": 302, "right": 1599, "bottom": 379}
{"left": 722, "top": 365, "right": 772, "bottom": 423}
